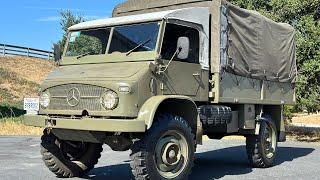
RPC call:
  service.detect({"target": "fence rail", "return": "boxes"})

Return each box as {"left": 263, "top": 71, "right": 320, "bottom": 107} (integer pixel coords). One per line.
{"left": 0, "top": 43, "right": 54, "bottom": 60}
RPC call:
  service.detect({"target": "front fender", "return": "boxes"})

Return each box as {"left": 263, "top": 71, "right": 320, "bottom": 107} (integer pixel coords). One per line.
{"left": 137, "top": 95, "right": 196, "bottom": 129}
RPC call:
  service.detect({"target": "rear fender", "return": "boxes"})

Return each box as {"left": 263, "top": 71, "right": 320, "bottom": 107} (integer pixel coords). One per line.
{"left": 255, "top": 117, "right": 284, "bottom": 142}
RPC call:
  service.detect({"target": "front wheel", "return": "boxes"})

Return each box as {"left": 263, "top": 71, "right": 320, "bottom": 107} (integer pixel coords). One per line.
{"left": 40, "top": 131, "right": 103, "bottom": 178}
{"left": 246, "top": 118, "right": 278, "bottom": 168}
{"left": 130, "top": 114, "right": 195, "bottom": 180}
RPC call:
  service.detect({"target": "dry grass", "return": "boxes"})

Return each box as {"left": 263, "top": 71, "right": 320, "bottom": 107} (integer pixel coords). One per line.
{"left": 0, "top": 56, "right": 55, "bottom": 103}
{"left": 291, "top": 114, "right": 320, "bottom": 125}
{"left": 0, "top": 68, "right": 38, "bottom": 103}
{"left": 0, "top": 56, "right": 55, "bottom": 84}
{"left": 0, "top": 121, "right": 42, "bottom": 136}
{"left": 286, "top": 114, "right": 320, "bottom": 142}
{"left": 0, "top": 56, "right": 54, "bottom": 136}
{"left": 286, "top": 131, "right": 320, "bottom": 142}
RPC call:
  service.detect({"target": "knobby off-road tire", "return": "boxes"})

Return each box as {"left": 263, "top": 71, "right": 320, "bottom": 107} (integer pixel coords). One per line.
{"left": 40, "top": 132, "right": 103, "bottom": 178}
{"left": 246, "top": 119, "right": 278, "bottom": 168}
{"left": 130, "top": 114, "right": 195, "bottom": 180}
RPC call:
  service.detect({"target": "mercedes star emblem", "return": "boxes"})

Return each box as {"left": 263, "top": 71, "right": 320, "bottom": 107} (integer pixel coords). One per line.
{"left": 67, "top": 88, "right": 81, "bottom": 107}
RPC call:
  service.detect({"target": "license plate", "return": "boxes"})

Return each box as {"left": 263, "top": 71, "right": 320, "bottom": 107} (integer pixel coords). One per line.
{"left": 24, "top": 98, "right": 40, "bottom": 115}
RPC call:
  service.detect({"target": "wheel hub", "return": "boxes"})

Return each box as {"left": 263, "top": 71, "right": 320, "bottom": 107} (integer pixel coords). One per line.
{"left": 263, "top": 125, "right": 276, "bottom": 159}
{"left": 155, "top": 131, "right": 189, "bottom": 179}
{"left": 162, "top": 142, "right": 181, "bottom": 166}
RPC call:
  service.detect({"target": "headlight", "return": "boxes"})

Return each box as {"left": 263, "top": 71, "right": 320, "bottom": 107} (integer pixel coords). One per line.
{"left": 39, "top": 92, "right": 50, "bottom": 108}
{"left": 101, "top": 90, "right": 119, "bottom": 110}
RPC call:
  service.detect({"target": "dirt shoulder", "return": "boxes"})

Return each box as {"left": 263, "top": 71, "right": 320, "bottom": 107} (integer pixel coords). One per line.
{"left": 0, "top": 121, "right": 42, "bottom": 136}
{"left": 291, "top": 114, "right": 320, "bottom": 125}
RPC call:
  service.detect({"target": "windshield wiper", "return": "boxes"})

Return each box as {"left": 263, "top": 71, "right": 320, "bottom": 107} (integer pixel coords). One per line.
{"left": 126, "top": 38, "right": 151, "bottom": 56}
{"left": 76, "top": 52, "right": 91, "bottom": 59}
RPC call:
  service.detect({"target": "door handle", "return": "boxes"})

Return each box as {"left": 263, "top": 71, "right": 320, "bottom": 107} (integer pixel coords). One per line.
{"left": 193, "top": 73, "right": 201, "bottom": 77}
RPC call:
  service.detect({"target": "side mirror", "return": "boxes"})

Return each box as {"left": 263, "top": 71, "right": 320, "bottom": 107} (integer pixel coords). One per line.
{"left": 53, "top": 44, "right": 61, "bottom": 62}
{"left": 176, "top": 37, "right": 190, "bottom": 60}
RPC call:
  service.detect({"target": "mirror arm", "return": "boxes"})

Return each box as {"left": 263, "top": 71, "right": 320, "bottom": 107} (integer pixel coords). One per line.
{"left": 158, "top": 47, "right": 181, "bottom": 74}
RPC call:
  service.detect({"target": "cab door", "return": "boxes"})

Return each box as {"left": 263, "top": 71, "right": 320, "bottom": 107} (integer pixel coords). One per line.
{"left": 160, "top": 23, "right": 204, "bottom": 99}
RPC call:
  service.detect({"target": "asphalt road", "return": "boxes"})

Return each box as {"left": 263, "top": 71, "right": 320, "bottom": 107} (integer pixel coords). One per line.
{"left": 0, "top": 137, "right": 319, "bottom": 180}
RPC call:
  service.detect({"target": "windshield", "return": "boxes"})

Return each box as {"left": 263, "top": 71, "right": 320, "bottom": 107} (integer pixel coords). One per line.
{"left": 66, "top": 28, "right": 111, "bottom": 57}
{"left": 65, "top": 22, "right": 160, "bottom": 57}
{"left": 108, "top": 22, "right": 160, "bottom": 54}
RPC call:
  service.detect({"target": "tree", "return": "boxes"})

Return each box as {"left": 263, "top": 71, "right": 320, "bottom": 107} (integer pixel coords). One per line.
{"left": 56, "top": 10, "right": 85, "bottom": 55}
{"left": 229, "top": 0, "right": 320, "bottom": 113}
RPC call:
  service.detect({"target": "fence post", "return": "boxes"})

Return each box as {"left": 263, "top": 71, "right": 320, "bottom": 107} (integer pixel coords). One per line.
{"left": 2, "top": 44, "right": 5, "bottom": 56}
{"left": 27, "top": 48, "right": 30, "bottom": 57}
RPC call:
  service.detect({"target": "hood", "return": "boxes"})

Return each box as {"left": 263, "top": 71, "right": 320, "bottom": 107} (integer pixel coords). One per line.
{"left": 46, "top": 62, "right": 149, "bottom": 81}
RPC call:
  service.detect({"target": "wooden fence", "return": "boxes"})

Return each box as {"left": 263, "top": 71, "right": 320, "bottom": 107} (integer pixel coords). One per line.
{"left": 0, "top": 43, "right": 54, "bottom": 60}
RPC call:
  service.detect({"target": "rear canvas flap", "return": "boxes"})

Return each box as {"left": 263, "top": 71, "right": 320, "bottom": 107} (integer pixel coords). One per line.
{"left": 225, "top": 3, "right": 297, "bottom": 83}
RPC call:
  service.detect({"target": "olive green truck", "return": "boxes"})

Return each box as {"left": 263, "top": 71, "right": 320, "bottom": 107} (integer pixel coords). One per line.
{"left": 23, "top": 0, "right": 297, "bottom": 179}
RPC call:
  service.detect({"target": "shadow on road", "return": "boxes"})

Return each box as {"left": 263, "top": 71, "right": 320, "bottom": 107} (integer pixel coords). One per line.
{"left": 190, "top": 146, "right": 314, "bottom": 179}
{"left": 84, "top": 146, "right": 314, "bottom": 180}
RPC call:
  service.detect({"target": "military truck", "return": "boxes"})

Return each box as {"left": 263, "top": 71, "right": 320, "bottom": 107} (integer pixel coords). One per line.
{"left": 23, "top": 0, "right": 297, "bottom": 179}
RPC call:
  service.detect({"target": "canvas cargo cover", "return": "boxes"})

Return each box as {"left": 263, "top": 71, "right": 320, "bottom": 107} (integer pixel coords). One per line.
{"left": 225, "top": 3, "right": 297, "bottom": 83}
{"left": 114, "top": 0, "right": 297, "bottom": 83}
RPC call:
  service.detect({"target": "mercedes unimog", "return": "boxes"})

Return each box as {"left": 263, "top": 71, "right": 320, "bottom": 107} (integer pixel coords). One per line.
{"left": 23, "top": 0, "right": 297, "bottom": 179}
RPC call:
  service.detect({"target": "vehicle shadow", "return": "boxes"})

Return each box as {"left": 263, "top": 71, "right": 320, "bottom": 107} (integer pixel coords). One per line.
{"left": 190, "top": 146, "right": 314, "bottom": 179}
{"left": 84, "top": 146, "right": 314, "bottom": 180}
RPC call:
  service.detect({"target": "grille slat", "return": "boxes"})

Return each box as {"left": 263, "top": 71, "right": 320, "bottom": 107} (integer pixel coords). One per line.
{"left": 47, "top": 84, "right": 104, "bottom": 111}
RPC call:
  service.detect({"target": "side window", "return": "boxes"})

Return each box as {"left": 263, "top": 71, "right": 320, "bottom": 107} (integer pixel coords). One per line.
{"left": 161, "top": 23, "right": 200, "bottom": 63}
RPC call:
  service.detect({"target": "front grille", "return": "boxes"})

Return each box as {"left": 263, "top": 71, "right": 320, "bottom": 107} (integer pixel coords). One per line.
{"left": 47, "top": 84, "right": 105, "bottom": 111}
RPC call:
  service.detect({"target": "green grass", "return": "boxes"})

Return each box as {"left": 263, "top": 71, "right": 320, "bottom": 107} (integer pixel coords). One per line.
{"left": 0, "top": 102, "right": 25, "bottom": 119}
{"left": 0, "top": 117, "right": 23, "bottom": 123}
{"left": 0, "top": 104, "right": 43, "bottom": 136}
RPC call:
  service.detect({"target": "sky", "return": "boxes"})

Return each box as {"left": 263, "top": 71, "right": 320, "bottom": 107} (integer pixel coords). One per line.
{"left": 0, "top": 0, "right": 125, "bottom": 51}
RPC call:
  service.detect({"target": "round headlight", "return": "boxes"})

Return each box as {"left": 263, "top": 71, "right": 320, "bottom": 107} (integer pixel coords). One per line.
{"left": 40, "top": 92, "right": 50, "bottom": 108}
{"left": 101, "top": 90, "right": 119, "bottom": 110}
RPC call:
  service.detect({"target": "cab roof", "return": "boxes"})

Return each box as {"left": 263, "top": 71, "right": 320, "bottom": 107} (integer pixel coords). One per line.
{"left": 68, "top": 9, "right": 178, "bottom": 31}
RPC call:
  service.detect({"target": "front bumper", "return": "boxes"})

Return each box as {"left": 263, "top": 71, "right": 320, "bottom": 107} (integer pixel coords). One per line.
{"left": 23, "top": 115, "right": 146, "bottom": 132}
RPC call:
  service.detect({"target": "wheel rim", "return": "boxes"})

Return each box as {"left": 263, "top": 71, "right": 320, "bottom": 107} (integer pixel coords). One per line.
{"left": 262, "top": 124, "right": 277, "bottom": 159}
{"left": 155, "top": 130, "right": 189, "bottom": 179}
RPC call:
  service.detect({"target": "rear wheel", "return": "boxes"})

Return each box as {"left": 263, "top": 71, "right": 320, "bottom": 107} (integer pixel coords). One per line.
{"left": 130, "top": 114, "right": 195, "bottom": 180}
{"left": 246, "top": 119, "right": 278, "bottom": 168}
{"left": 40, "top": 131, "right": 103, "bottom": 178}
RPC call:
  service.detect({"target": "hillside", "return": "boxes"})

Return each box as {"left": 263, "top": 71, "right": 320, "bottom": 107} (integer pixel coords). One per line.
{"left": 0, "top": 56, "right": 55, "bottom": 104}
